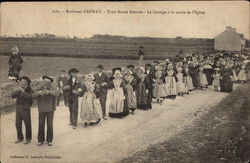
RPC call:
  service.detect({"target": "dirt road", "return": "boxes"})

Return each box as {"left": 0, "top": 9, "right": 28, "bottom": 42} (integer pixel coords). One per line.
{"left": 121, "top": 83, "right": 250, "bottom": 163}
{"left": 0, "top": 86, "right": 238, "bottom": 163}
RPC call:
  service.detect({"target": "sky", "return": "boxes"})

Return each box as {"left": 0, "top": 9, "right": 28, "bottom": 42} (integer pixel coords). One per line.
{"left": 1, "top": 1, "right": 249, "bottom": 39}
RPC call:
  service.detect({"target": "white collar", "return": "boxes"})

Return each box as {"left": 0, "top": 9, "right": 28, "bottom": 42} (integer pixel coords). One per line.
{"left": 72, "top": 77, "right": 76, "bottom": 83}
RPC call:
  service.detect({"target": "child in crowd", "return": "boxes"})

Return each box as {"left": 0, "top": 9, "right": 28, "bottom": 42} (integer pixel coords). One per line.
{"left": 199, "top": 63, "right": 208, "bottom": 89}
{"left": 238, "top": 65, "right": 247, "bottom": 83}
{"left": 153, "top": 66, "right": 167, "bottom": 104}
{"left": 183, "top": 63, "right": 194, "bottom": 93}
{"left": 212, "top": 68, "right": 221, "bottom": 92}
{"left": 164, "top": 63, "right": 177, "bottom": 99}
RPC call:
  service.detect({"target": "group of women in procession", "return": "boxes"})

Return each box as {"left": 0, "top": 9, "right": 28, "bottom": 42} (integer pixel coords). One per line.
{"left": 8, "top": 46, "right": 250, "bottom": 146}
{"left": 67, "top": 51, "right": 250, "bottom": 128}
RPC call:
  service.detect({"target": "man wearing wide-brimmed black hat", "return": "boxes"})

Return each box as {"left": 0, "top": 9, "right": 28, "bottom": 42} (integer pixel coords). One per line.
{"left": 33, "top": 75, "right": 59, "bottom": 146}
{"left": 57, "top": 69, "right": 69, "bottom": 106}
{"left": 64, "top": 68, "right": 83, "bottom": 129}
{"left": 11, "top": 76, "right": 33, "bottom": 144}
{"left": 94, "top": 65, "right": 109, "bottom": 120}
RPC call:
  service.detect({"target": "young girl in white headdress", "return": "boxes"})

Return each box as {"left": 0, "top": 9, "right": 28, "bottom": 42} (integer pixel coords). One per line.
{"left": 80, "top": 73, "right": 102, "bottom": 127}
{"left": 164, "top": 63, "right": 177, "bottom": 99}
{"left": 153, "top": 65, "right": 167, "bottom": 104}
{"left": 199, "top": 62, "right": 208, "bottom": 89}
{"left": 238, "top": 64, "right": 247, "bottom": 83}
{"left": 183, "top": 63, "right": 194, "bottom": 93}
{"left": 176, "top": 62, "right": 188, "bottom": 95}
{"left": 212, "top": 68, "right": 221, "bottom": 92}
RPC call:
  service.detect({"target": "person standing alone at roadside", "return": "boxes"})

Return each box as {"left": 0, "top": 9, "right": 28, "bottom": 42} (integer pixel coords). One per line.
{"left": 138, "top": 46, "right": 144, "bottom": 66}
{"left": 11, "top": 76, "right": 33, "bottom": 144}
{"left": 8, "top": 46, "right": 23, "bottom": 81}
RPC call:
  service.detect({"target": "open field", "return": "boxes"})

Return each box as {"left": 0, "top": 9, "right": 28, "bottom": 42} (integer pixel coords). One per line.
{"left": 0, "top": 55, "right": 154, "bottom": 84}
{"left": 0, "top": 36, "right": 214, "bottom": 59}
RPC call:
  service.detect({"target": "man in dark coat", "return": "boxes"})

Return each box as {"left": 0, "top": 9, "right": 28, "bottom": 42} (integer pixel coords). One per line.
{"left": 64, "top": 68, "right": 83, "bottom": 129}
{"left": 220, "top": 64, "right": 234, "bottom": 92}
{"left": 57, "top": 70, "right": 69, "bottom": 106}
{"left": 94, "top": 65, "right": 109, "bottom": 120}
{"left": 11, "top": 76, "right": 33, "bottom": 144}
{"left": 189, "top": 59, "right": 201, "bottom": 89}
{"left": 33, "top": 75, "right": 59, "bottom": 146}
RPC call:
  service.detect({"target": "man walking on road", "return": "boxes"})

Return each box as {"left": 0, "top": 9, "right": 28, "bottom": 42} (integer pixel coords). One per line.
{"left": 94, "top": 65, "right": 109, "bottom": 120}
{"left": 11, "top": 76, "right": 33, "bottom": 144}
{"left": 33, "top": 75, "right": 59, "bottom": 146}
{"left": 64, "top": 68, "right": 83, "bottom": 129}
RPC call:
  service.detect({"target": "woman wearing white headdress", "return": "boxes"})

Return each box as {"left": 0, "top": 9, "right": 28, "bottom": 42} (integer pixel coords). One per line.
{"left": 238, "top": 64, "right": 247, "bottom": 83}
{"left": 153, "top": 65, "right": 167, "bottom": 104}
{"left": 199, "top": 62, "right": 208, "bottom": 89}
{"left": 176, "top": 62, "right": 188, "bottom": 95}
{"left": 164, "top": 63, "right": 177, "bottom": 99}
{"left": 106, "top": 68, "right": 129, "bottom": 118}
{"left": 80, "top": 73, "right": 101, "bottom": 127}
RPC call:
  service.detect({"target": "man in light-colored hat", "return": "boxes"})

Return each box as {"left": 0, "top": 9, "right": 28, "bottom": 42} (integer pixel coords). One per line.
{"left": 33, "top": 75, "right": 59, "bottom": 146}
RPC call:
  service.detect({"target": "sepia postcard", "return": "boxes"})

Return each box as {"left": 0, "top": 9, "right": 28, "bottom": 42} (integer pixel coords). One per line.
{"left": 0, "top": 1, "right": 249, "bottom": 163}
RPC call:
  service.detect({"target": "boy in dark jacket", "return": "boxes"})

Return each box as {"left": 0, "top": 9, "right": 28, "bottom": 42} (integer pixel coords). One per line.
{"left": 57, "top": 70, "right": 69, "bottom": 106}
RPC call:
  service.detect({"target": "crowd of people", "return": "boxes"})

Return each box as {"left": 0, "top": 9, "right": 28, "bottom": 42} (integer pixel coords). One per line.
{"left": 9, "top": 46, "right": 250, "bottom": 147}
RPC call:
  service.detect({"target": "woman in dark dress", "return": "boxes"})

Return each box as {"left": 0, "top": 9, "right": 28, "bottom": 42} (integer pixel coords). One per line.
{"left": 136, "top": 67, "right": 152, "bottom": 110}
{"left": 189, "top": 58, "right": 201, "bottom": 89}
{"left": 220, "top": 63, "right": 234, "bottom": 92}
{"left": 203, "top": 59, "right": 214, "bottom": 85}
{"left": 145, "top": 64, "right": 154, "bottom": 105}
